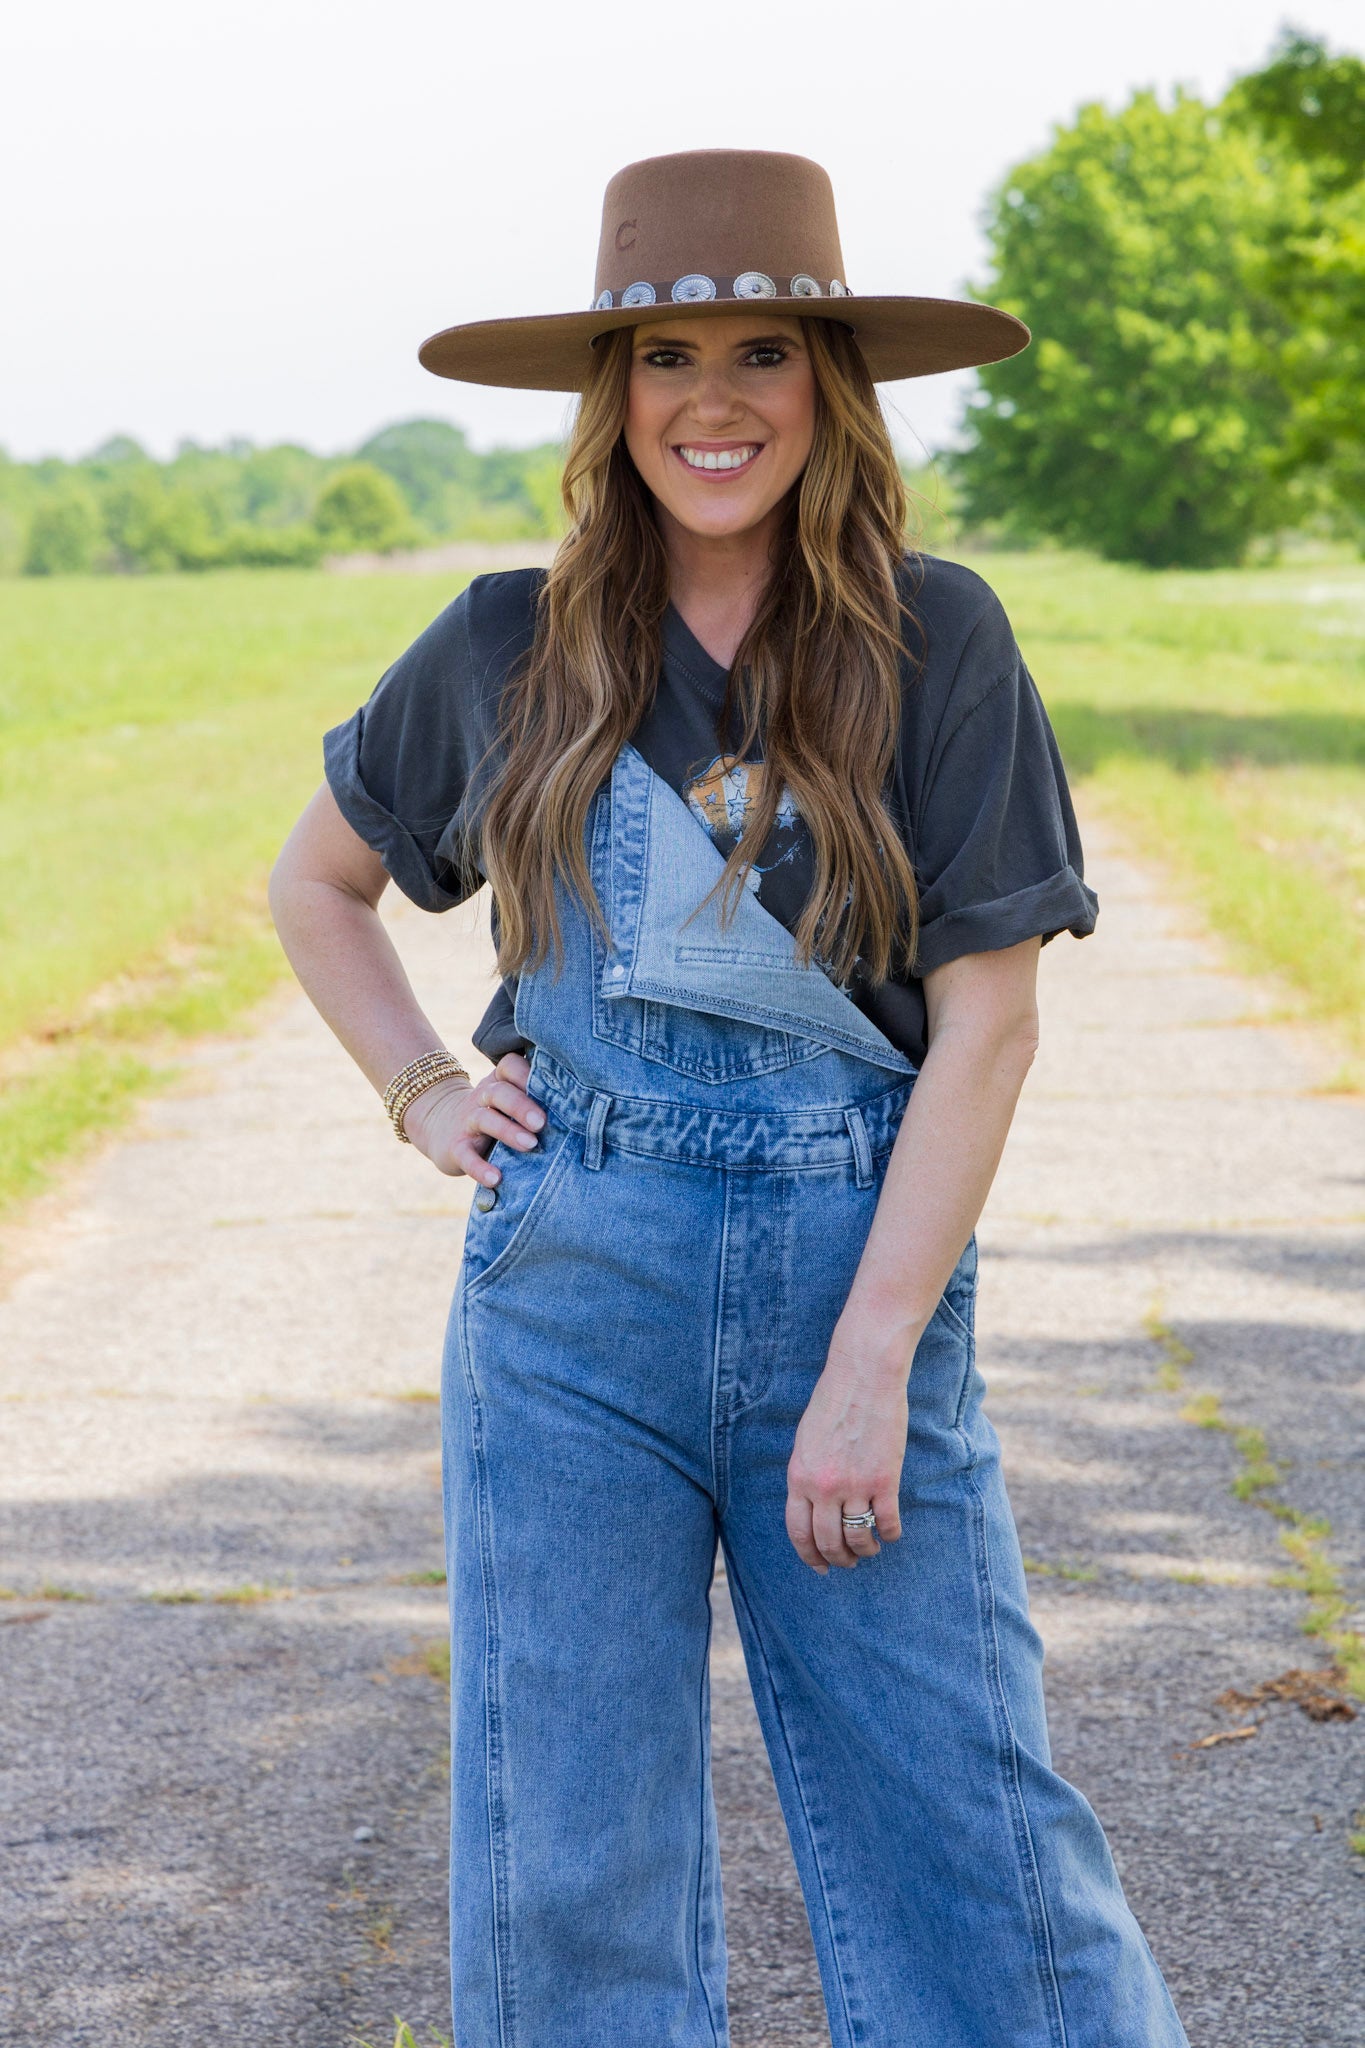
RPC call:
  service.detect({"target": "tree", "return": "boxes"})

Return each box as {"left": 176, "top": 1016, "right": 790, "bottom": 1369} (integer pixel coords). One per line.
{"left": 23, "top": 485, "right": 102, "bottom": 574}
{"left": 356, "top": 419, "right": 477, "bottom": 532}
{"left": 313, "top": 463, "right": 413, "bottom": 553}
{"left": 953, "top": 88, "right": 1305, "bottom": 567}
{"left": 1224, "top": 32, "right": 1365, "bottom": 543}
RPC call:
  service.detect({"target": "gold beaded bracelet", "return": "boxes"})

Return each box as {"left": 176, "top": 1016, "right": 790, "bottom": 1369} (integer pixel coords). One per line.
{"left": 383, "top": 1049, "right": 470, "bottom": 1144}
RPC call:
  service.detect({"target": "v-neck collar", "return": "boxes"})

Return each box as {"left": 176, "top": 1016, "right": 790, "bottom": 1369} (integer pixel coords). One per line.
{"left": 661, "top": 601, "right": 730, "bottom": 707}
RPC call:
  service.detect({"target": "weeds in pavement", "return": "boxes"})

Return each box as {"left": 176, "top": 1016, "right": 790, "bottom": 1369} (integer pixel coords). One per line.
{"left": 1022, "top": 1556, "right": 1099, "bottom": 1582}
{"left": 354, "top": 2022, "right": 453, "bottom": 2048}
{"left": 1144, "top": 1296, "right": 1365, "bottom": 1719}
{"left": 1143, "top": 1305, "right": 1195, "bottom": 1393}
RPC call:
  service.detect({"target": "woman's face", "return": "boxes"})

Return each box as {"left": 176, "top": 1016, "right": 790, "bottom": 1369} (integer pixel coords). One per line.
{"left": 623, "top": 314, "right": 816, "bottom": 547}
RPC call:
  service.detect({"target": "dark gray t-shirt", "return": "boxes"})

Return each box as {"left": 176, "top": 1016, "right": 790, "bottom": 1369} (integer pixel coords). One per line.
{"left": 322, "top": 553, "right": 1099, "bottom": 1068}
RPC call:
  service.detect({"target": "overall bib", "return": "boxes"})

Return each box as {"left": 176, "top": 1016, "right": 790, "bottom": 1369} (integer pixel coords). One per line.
{"left": 441, "top": 741, "right": 1188, "bottom": 2048}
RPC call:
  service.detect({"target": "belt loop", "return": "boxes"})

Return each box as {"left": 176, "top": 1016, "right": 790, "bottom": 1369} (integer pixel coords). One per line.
{"left": 843, "top": 1105, "right": 875, "bottom": 1190}
{"left": 582, "top": 1090, "right": 612, "bottom": 1172}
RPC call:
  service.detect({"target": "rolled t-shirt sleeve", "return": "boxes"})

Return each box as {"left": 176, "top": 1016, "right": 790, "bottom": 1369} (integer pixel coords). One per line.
{"left": 322, "top": 583, "right": 497, "bottom": 912}
{"left": 909, "top": 621, "right": 1099, "bottom": 976}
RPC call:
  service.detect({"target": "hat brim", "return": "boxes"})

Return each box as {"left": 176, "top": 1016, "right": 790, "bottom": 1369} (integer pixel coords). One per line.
{"left": 417, "top": 294, "right": 1028, "bottom": 391}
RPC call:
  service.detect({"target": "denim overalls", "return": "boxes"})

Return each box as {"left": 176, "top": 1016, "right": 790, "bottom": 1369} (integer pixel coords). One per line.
{"left": 441, "top": 740, "right": 1187, "bottom": 2048}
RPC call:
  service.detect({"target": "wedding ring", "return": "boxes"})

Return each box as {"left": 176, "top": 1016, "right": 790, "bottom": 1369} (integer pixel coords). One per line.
{"left": 841, "top": 1509, "right": 878, "bottom": 1532}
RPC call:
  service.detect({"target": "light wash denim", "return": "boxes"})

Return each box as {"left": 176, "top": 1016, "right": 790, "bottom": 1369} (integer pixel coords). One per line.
{"left": 441, "top": 740, "right": 1188, "bottom": 2048}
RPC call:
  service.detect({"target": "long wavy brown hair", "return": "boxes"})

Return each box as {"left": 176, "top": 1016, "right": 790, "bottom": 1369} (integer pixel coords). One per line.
{"left": 474, "top": 315, "right": 924, "bottom": 988}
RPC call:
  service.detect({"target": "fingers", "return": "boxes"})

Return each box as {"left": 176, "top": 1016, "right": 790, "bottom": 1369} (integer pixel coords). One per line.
{"left": 786, "top": 1493, "right": 903, "bottom": 1573}
{"left": 840, "top": 1504, "right": 882, "bottom": 1560}
{"left": 451, "top": 1074, "right": 545, "bottom": 1186}
{"left": 811, "top": 1500, "right": 860, "bottom": 1571}
{"left": 871, "top": 1484, "right": 903, "bottom": 1546}
{"left": 476, "top": 1076, "right": 545, "bottom": 1140}
{"left": 784, "top": 1494, "right": 826, "bottom": 1576}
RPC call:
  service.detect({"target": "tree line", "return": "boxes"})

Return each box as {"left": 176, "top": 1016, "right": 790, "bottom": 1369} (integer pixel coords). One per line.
{"left": 4, "top": 420, "right": 564, "bottom": 576}
{"left": 953, "top": 29, "right": 1365, "bottom": 566}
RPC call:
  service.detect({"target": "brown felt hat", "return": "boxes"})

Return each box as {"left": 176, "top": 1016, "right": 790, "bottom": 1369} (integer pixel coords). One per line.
{"left": 418, "top": 149, "right": 1029, "bottom": 391}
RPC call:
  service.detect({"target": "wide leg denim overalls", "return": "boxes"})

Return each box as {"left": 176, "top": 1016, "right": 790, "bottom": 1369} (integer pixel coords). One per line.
{"left": 441, "top": 741, "right": 1188, "bottom": 2048}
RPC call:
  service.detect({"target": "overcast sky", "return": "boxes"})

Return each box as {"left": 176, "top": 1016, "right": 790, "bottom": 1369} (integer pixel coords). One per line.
{"left": 4, "top": 1, "right": 1360, "bottom": 465}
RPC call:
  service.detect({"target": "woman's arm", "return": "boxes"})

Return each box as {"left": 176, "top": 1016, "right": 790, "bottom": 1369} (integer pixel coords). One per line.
{"left": 267, "top": 781, "right": 544, "bottom": 1187}
{"left": 785, "top": 936, "right": 1042, "bottom": 1573}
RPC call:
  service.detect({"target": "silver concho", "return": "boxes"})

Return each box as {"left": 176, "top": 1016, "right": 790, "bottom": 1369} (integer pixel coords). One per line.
{"left": 790, "top": 275, "right": 822, "bottom": 298}
{"left": 594, "top": 288, "right": 614, "bottom": 310}
{"left": 621, "top": 281, "right": 656, "bottom": 307}
{"left": 733, "top": 270, "right": 777, "bottom": 299}
{"left": 672, "top": 273, "right": 717, "bottom": 302}
{"left": 829, "top": 279, "right": 850, "bottom": 297}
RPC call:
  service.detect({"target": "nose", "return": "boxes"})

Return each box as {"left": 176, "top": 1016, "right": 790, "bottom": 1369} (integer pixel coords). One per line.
{"left": 688, "top": 361, "right": 745, "bottom": 429}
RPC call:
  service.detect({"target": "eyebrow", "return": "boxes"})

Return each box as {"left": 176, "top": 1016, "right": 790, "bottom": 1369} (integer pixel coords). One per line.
{"left": 633, "top": 332, "right": 800, "bottom": 352}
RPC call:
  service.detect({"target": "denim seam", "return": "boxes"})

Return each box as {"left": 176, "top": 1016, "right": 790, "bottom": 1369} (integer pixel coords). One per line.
{"left": 692, "top": 1575, "right": 726, "bottom": 2047}
{"left": 720, "top": 1555, "right": 861, "bottom": 2048}
{"left": 534, "top": 1050, "right": 914, "bottom": 1128}
{"left": 727, "top": 1170, "right": 790, "bottom": 1423}
{"left": 456, "top": 1282, "right": 518, "bottom": 2048}
{"left": 709, "top": 1172, "right": 734, "bottom": 1518}
{"left": 603, "top": 1137, "right": 856, "bottom": 1176}
{"left": 960, "top": 1455, "right": 1070, "bottom": 2048}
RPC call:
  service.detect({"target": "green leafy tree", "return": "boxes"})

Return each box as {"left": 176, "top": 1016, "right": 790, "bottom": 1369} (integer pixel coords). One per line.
{"left": 1224, "top": 31, "right": 1365, "bottom": 543}
{"left": 239, "top": 442, "right": 328, "bottom": 526}
{"left": 356, "top": 418, "right": 479, "bottom": 532}
{"left": 101, "top": 466, "right": 173, "bottom": 569}
{"left": 313, "top": 462, "right": 413, "bottom": 553}
{"left": 23, "top": 485, "right": 102, "bottom": 575}
{"left": 953, "top": 88, "right": 1305, "bottom": 567}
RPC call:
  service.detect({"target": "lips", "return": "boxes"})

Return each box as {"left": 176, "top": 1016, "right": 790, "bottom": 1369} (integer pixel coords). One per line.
{"left": 675, "top": 443, "right": 761, "bottom": 474}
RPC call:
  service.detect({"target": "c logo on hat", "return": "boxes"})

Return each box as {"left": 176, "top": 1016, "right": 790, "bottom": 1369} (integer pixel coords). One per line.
{"left": 615, "top": 220, "right": 638, "bottom": 251}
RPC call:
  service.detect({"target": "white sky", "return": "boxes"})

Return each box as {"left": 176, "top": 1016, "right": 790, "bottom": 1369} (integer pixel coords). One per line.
{"left": 4, "top": 1, "right": 1361, "bottom": 465}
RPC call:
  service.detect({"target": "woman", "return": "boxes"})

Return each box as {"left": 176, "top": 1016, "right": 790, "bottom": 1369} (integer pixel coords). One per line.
{"left": 270, "top": 151, "right": 1189, "bottom": 2048}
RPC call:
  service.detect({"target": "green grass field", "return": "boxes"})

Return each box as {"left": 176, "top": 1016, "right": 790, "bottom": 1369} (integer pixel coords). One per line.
{"left": 986, "top": 551, "right": 1365, "bottom": 1067}
{"left": 0, "top": 570, "right": 471, "bottom": 1219}
{"left": 1, "top": 550, "right": 1361, "bottom": 1224}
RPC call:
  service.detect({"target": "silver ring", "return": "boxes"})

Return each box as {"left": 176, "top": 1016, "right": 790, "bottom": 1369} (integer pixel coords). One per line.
{"left": 841, "top": 1509, "right": 877, "bottom": 1531}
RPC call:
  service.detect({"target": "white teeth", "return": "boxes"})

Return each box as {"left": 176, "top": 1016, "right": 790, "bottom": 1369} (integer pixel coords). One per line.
{"left": 680, "top": 445, "right": 758, "bottom": 471}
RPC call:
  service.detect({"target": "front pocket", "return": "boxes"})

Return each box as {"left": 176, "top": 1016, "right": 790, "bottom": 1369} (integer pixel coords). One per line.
{"left": 461, "top": 1121, "right": 575, "bottom": 1300}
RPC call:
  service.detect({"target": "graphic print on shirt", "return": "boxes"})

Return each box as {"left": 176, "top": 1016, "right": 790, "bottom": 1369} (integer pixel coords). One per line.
{"left": 681, "top": 754, "right": 805, "bottom": 894}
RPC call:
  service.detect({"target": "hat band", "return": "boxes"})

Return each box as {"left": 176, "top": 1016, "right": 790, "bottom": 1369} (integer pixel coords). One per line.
{"left": 592, "top": 272, "right": 851, "bottom": 311}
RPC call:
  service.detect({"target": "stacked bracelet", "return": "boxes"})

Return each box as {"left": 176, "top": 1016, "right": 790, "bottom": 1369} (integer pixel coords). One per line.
{"left": 383, "top": 1049, "right": 470, "bottom": 1143}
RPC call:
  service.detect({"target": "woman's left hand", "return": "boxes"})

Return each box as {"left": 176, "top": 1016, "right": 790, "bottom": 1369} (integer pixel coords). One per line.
{"left": 785, "top": 1315, "right": 922, "bottom": 1573}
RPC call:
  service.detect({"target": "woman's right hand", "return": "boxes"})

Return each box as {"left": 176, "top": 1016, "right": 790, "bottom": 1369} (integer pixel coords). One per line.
{"left": 402, "top": 1052, "right": 545, "bottom": 1187}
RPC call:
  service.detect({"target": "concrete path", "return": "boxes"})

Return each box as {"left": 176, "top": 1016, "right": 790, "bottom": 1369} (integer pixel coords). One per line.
{"left": 1, "top": 805, "right": 1361, "bottom": 2046}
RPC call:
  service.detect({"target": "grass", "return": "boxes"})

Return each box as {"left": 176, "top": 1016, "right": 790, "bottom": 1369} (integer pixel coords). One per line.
{"left": 2, "top": 545, "right": 1362, "bottom": 1225}
{"left": 355, "top": 2024, "right": 453, "bottom": 2048}
{"left": 0, "top": 568, "right": 471, "bottom": 1223}
{"left": 979, "top": 549, "right": 1365, "bottom": 1083}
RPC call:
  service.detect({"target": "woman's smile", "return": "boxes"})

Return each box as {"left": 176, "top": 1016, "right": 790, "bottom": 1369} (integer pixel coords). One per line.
{"left": 673, "top": 440, "right": 764, "bottom": 476}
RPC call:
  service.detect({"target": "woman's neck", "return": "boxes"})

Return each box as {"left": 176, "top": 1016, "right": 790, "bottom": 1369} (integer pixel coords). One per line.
{"left": 658, "top": 505, "right": 782, "bottom": 671}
